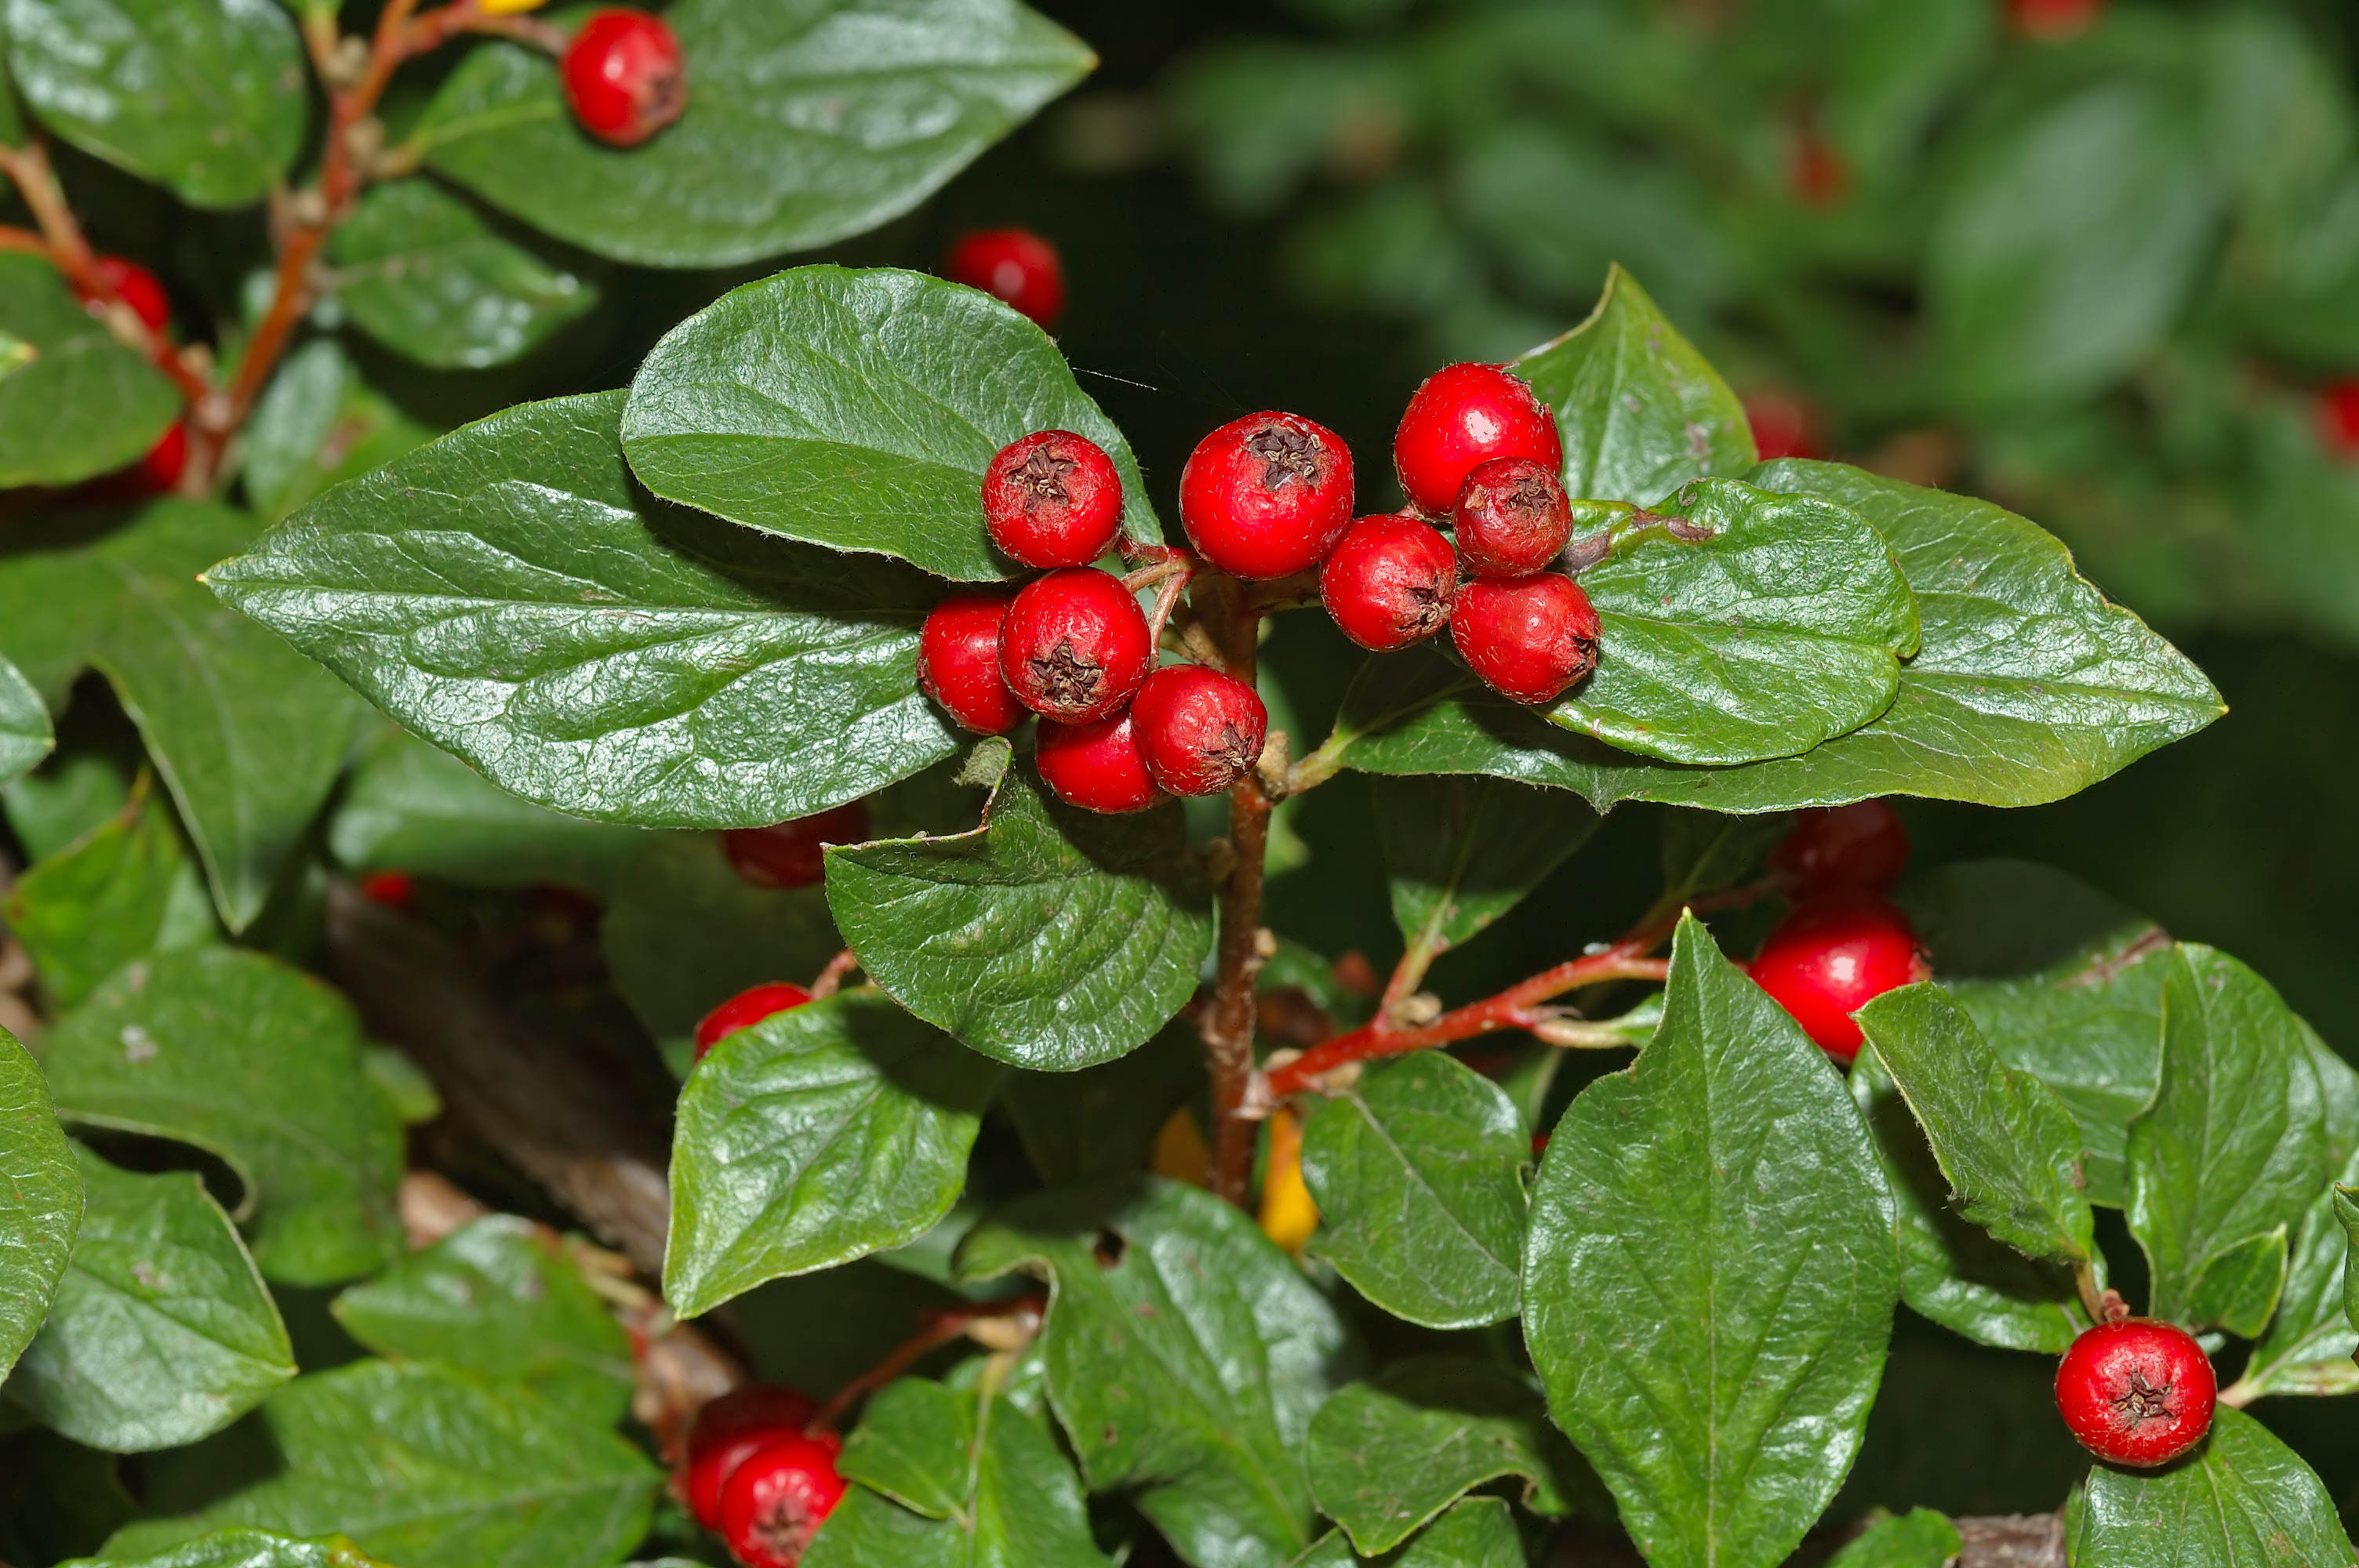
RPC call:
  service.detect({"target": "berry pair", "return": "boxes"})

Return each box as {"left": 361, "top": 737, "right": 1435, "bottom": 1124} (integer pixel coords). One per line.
{"left": 1749, "top": 801, "right": 1925, "bottom": 1063}
{"left": 679, "top": 1385, "right": 844, "bottom": 1568}
{"left": 562, "top": 9, "right": 686, "bottom": 147}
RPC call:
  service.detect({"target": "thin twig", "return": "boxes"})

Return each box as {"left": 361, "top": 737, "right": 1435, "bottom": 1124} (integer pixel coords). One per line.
{"left": 804, "top": 1295, "right": 1043, "bottom": 1436}
{"left": 808, "top": 949, "right": 860, "bottom": 1000}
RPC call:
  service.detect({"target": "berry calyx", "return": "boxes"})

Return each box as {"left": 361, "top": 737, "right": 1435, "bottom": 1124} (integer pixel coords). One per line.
{"left": 77, "top": 256, "right": 171, "bottom": 336}
{"left": 944, "top": 228, "right": 1066, "bottom": 329}
{"left": 561, "top": 8, "right": 686, "bottom": 148}
{"left": 692, "top": 983, "right": 813, "bottom": 1062}
{"left": 1320, "top": 512, "right": 1457, "bottom": 650}
{"left": 718, "top": 1432, "right": 846, "bottom": 1568}
{"left": 1035, "top": 710, "right": 1160, "bottom": 814}
{"left": 998, "top": 568, "right": 1153, "bottom": 724}
{"left": 2055, "top": 1318, "right": 2215, "bottom": 1468}
{"left": 680, "top": 1384, "right": 819, "bottom": 1528}
{"left": 982, "top": 430, "right": 1122, "bottom": 568}
{"left": 918, "top": 593, "right": 1025, "bottom": 735}
{"left": 1394, "top": 363, "right": 1561, "bottom": 518}
{"left": 1770, "top": 800, "right": 1909, "bottom": 897}
{"left": 1130, "top": 665, "right": 1268, "bottom": 797}
{"left": 1749, "top": 891, "right": 1930, "bottom": 1064}
{"left": 1452, "top": 456, "right": 1572, "bottom": 579}
{"left": 1451, "top": 575, "right": 1600, "bottom": 705}
{"left": 2317, "top": 379, "right": 2359, "bottom": 460}
{"left": 1179, "top": 412, "right": 1356, "bottom": 581}
{"left": 721, "top": 802, "right": 871, "bottom": 891}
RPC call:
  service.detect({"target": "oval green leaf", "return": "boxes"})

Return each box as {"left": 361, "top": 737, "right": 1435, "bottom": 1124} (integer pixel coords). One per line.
{"left": 4, "top": 779, "right": 213, "bottom": 1010}
{"left": 0, "top": 252, "right": 178, "bottom": 488}
{"left": 64, "top": 1529, "right": 394, "bottom": 1568}
{"left": 0, "top": 652, "right": 52, "bottom": 786}
{"left": 2063, "top": 1406, "right": 2353, "bottom": 1566}
{"left": 0, "top": 1025, "right": 83, "bottom": 1381}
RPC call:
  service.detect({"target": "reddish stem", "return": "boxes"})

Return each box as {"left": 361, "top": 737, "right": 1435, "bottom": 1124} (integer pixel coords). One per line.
{"left": 804, "top": 1294, "right": 1043, "bottom": 1436}
{"left": 808, "top": 949, "right": 860, "bottom": 1000}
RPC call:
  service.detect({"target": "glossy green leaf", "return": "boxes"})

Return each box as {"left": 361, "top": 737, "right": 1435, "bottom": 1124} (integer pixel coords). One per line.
{"left": 1517, "top": 263, "right": 1754, "bottom": 506}
{"left": 1373, "top": 772, "right": 1596, "bottom": 961}
{"left": 2339, "top": 1186, "right": 2359, "bottom": 1341}
{"left": 0, "top": 1025, "right": 82, "bottom": 1381}
{"left": 1824, "top": 1510, "right": 1961, "bottom": 1568}
{"left": 2234, "top": 1155, "right": 2359, "bottom": 1399}
{"left": 1287, "top": 1498, "right": 1525, "bottom": 1568}
{"left": 418, "top": 0, "right": 1092, "bottom": 268}
{"left": 102, "top": 1359, "right": 662, "bottom": 1568}
{"left": 240, "top": 340, "right": 436, "bottom": 525}
{"left": 332, "top": 1214, "right": 634, "bottom": 1427}
{"left": 4, "top": 780, "right": 213, "bottom": 1008}
{"left": 621, "top": 267, "right": 1158, "bottom": 583}
{"left": 958, "top": 1178, "right": 1350, "bottom": 1568}
{"left": 42, "top": 946, "right": 405, "bottom": 1285}
{"left": 8, "top": 1143, "right": 293, "bottom": 1452}
{"left": 0, "top": 652, "right": 52, "bottom": 786}
{"left": 3, "top": 0, "right": 304, "bottom": 208}
{"left": 63, "top": 1529, "right": 392, "bottom": 1568}
{"left": 1523, "top": 916, "right": 1897, "bottom": 1568}
{"left": 0, "top": 252, "right": 177, "bottom": 488}
{"left": 827, "top": 746, "right": 1212, "bottom": 1070}
{"left": 2063, "top": 1406, "right": 2353, "bottom": 1566}
{"left": 1299, "top": 1053, "right": 1528, "bottom": 1330}
{"left": 209, "top": 390, "right": 962, "bottom": 827}
{"left": 665, "top": 990, "right": 998, "bottom": 1319}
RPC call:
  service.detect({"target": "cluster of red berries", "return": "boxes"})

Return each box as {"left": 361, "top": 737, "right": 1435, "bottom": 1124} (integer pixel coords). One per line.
{"left": 1747, "top": 800, "right": 1931, "bottom": 1065}
{"left": 678, "top": 1385, "right": 845, "bottom": 1568}
{"left": 561, "top": 8, "right": 686, "bottom": 147}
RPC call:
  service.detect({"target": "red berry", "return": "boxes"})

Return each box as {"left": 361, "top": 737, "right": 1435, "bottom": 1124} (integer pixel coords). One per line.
{"left": 680, "top": 1385, "right": 820, "bottom": 1528}
{"left": 2008, "top": 0, "right": 2103, "bottom": 42}
{"left": 2055, "top": 1319, "right": 2215, "bottom": 1468}
{"left": 982, "top": 430, "right": 1122, "bottom": 568}
{"left": 1130, "top": 665, "right": 1267, "bottom": 797}
{"left": 2317, "top": 379, "right": 2359, "bottom": 459}
{"left": 1750, "top": 891, "right": 1930, "bottom": 1064}
{"left": 1451, "top": 575, "right": 1600, "bottom": 706}
{"left": 1790, "top": 124, "right": 1848, "bottom": 208}
{"left": 944, "top": 228, "right": 1065, "bottom": 329}
{"left": 1394, "top": 363, "right": 1561, "bottom": 519}
{"left": 1320, "top": 513, "right": 1457, "bottom": 651}
{"left": 693, "top": 983, "right": 813, "bottom": 1062}
{"left": 138, "top": 422, "right": 187, "bottom": 492}
{"left": 1035, "top": 710, "right": 1160, "bottom": 814}
{"left": 718, "top": 1432, "right": 846, "bottom": 1568}
{"left": 1179, "top": 412, "right": 1356, "bottom": 581}
{"left": 1452, "top": 457, "right": 1572, "bottom": 579}
{"left": 358, "top": 870, "right": 416, "bottom": 913}
{"left": 1770, "top": 800, "right": 1909, "bottom": 897}
{"left": 998, "top": 568, "right": 1153, "bottom": 725}
{"left": 1744, "top": 392, "right": 1822, "bottom": 463}
{"left": 721, "top": 802, "right": 871, "bottom": 891}
{"left": 561, "top": 8, "right": 686, "bottom": 148}
{"left": 77, "top": 256, "right": 170, "bottom": 335}
{"left": 918, "top": 593, "right": 1025, "bottom": 735}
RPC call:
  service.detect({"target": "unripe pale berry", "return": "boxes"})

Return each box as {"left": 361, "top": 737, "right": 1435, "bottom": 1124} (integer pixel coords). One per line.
{"left": 945, "top": 228, "right": 1065, "bottom": 329}
{"left": 1749, "top": 891, "right": 1929, "bottom": 1064}
{"left": 998, "top": 568, "right": 1152, "bottom": 724}
{"left": 1035, "top": 710, "right": 1160, "bottom": 814}
{"left": 1451, "top": 575, "right": 1600, "bottom": 705}
{"left": 982, "top": 430, "right": 1121, "bottom": 568}
{"left": 1131, "top": 665, "right": 1267, "bottom": 797}
{"left": 721, "top": 802, "right": 871, "bottom": 891}
{"left": 1770, "top": 800, "right": 1909, "bottom": 897}
{"left": 2055, "top": 1318, "right": 2215, "bottom": 1468}
{"left": 561, "top": 9, "right": 686, "bottom": 148}
{"left": 1394, "top": 363, "right": 1561, "bottom": 518}
{"left": 77, "top": 256, "right": 171, "bottom": 335}
{"left": 1321, "top": 513, "right": 1457, "bottom": 651}
{"left": 718, "top": 1432, "right": 846, "bottom": 1568}
{"left": 693, "top": 983, "right": 813, "bottom": 1062}
{"left": 679, "top": 1384, "right": 820, "bottom": 1528}
{"left": 918, "top": 593, "right": 1025, "bottom": 735}
{"left": 1179, "top": 412, "right": 1355, "bottom": 581}
{"left": 1453, "top": 456, "right": 1572, "bottom": 579}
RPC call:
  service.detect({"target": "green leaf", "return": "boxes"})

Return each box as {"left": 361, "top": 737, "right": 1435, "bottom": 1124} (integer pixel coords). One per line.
{"left": 7, "top": 1143, "right": 293, "bottom": 1452}
{"left": 1299, "top": 1053, "right": 1528, "bottom": 1330}
{"left": 209, "top": 390, "right": 963, "bottom": 828}
{"left": 4, "top": 779, "right": 214, "bottom": 1009}
{"left": 2234, "top": 1160, "right": 2359, "bottom": 1399}
{"left": 42, "top": 946, "right": 405, "bottom": 1285}
{"left": 1001, "top": 1022, "right": 1205, "bottom": 1187}
{"left": 63, "top": 1529, "right": 393, "bottom": 1568}
{"left": 1303, "top": 1358, "right": 1595, "bottom": 1555}
{"left": 1287, "top": 1498, "right": 1526, "bottom": 1568}
{"left": 0, "top": 1025, "right": 83, "bottom": 1381}
{"left": 826, "top": 750, "right": 1212, "bottom": 1071}
{"left": 1522, "top": 916, "right": 1898, "bottom": 1568}
{"left": 621, "top": 266, "right": 1159, "bottom": 583}
{"left": 101, "top": 1359, "right": 662, "bottom": 1568}
{"left": 417, "top": 0, "right": 1093, "bottom": 268}
{"left": 2128, "top": 946, "right": 2328, "bottom": 1334}
{"left": 664, "top": 990, "right": 998, "bottom": 1319}
{"left": 958, "top": 1178, "right": 1351, "bottom": 1568}
{"left": 1516, "top": 263, "right": 1754, "bottom": 506}
{"left": 327, "top": 179, "right": 600, "bottom": 371}
{"left": 1658, "top": 806, "right": 1788, "bottom": 906}
{"left": 0, "top": 252, "right": 178, "bottom": 488}
{"left": 240, "top": 340, "right": 436, "bottom": 525}
{"left": 1823, "top": 1509, "right": 1961, "bottom": 1568}
{"left": 2063, "top": 1405, "right": 2354, "bottom": 1566}
{"left": 2, "top": 0, "right": 305, "bottom": 208}
{"left": 331, "top": 1214, "right": 634, "bottom": 1427}
{"left": 2339, "top": 1186, "right": 2359, "bottom": 1341}
{"left": 5, "top": 752, "right": 132, "bottom": 861}
{"left": 0, "top": 652, "right": 53, "bottom": 786}
{"left": 1373, "top": 773, "right": 1597, "bottom": 962}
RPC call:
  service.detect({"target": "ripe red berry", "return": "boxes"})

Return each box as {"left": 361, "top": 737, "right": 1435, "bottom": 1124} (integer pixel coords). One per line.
{"left": 2055, "top": 1318, "right": 2215, "bottom": 1468}
{"left": 1179, "top": 412, "right": 1356, "bottom": 581}
{"left": 1452, "top": 457, "right": 1572, "bottom": 579}
{"left": 944, "top": 228, "right": 1065, "bottom": 329}
{"left": 1744, "top": 391, "right": 1823, "bottom": 463}
{"left": 721, "top": 802, "right": 871, "bottom": 891}
{"left": 358, "top": 870, "right": 416, "bottom": 913}
{"left": 1035, "top": 710, "right": 1160, "bottom": 814}
{"left": 680, "top": 1384, "right": 820, "bottom": 1528}
{"left": 1750, "top": 891, "right": 1930, "bottom": 1064}
{"left": 77, "top": 256, "right": 170, "bottom": 335}
{"left": 561, "top": 8, "right": 686, "bottom": 148}
{"left": 138, "top": 421, "right": 187, "bottom": 492}
{"left": 998, "top": 568, "right": 1153, "bottom": 724}
{"left": 1394, "top": 363, "right": 1561, "bottom": 519}
{"left": 2008, "top": 0, "right": 2103, "bottom": 42}
{"left": 1770, "top": 800, "right": 1909, "bottom": 897}
{"left": 1320, "top": 513, "right": 1457, "bottom": 651}
{"left": 982, "top": 430, "right": 1121, "bottom": 568}
{"left": 2317, "top": 379, "right": 2359, "bottom": 460}
{"left": 693, "top": 983, "right": 813, "bottom": 1062}
{"left": 918, "top": 593, "right": 1024, "bottom": 735}
{"left": 1451, "top": 575, "right": 1600, "bottom": 705}
{"left": 718, "top": 1432, "right": 846, "bottom": 1568}
{"left": 1130, "top": 665, "right": 1268, "bottom": 797}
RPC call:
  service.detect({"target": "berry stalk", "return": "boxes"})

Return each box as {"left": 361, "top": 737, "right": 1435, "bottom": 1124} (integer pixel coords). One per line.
{"left": 1192, "top": 573, "right": 1273, "bottom": 1207}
